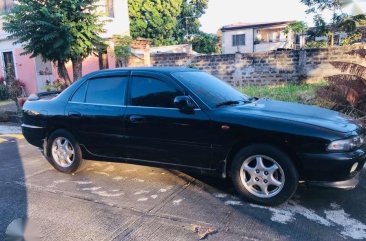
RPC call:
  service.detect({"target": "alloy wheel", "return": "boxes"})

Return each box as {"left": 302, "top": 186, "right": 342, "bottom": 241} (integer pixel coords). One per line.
{"left": 51, "top": 137, "right": 75, "bottom": 168}
{"left": 240, "top": 155, "right": 285, "bottom": 198}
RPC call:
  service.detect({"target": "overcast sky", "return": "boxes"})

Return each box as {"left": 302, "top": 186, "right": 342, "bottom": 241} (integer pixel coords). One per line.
{"left": 199, "top": 0, "right": 365, "bottom": 33}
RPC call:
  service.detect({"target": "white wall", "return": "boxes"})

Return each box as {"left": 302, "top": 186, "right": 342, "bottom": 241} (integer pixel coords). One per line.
{"left": 100, "top": 0, "right": 130, "bottom": 38}
{"left": 222, "top": 28, "right": 254, "bottom": 54}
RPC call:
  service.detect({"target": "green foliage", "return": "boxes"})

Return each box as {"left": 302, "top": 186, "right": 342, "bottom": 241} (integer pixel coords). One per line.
{"left": 189, "top": 32, "right": 220, "bottom": 54}
{"left": 341, "top": 31, "right": 363, "bottom": 45}
{"left": 284, "top": 21, "right": 308, "bottom": 35}
{"left": 0, "top": 85, "right": 9, "bottom": 101}
{"left": 113, "top": 35, "right": 132, "bottom": 67}
{"left": 301, "top": 0, "right": 366, "bottom": 46}
{"left": 4, "top": 0, "right": 105, "bottom": 82}
{"left": 174, "top": 0, "right": 208, "bottom": 43}
{"left": 241, "top": 83, "right": 326, "bottom": 104}
{"left": 129, "top": 0, "right": 182, "bottom": 46}
{"left": 113, "top": 35, "right": 133, "bottom": 59}
{"left": 305, "top": 40, "right": 328, "bottom": 48}
{"left": 300, "top": 0, "right": 342, "bottom": 14}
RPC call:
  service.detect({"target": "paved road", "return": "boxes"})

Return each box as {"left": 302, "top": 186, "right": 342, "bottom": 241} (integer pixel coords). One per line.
{"left": 1, "top": 133, "right": 366, "bottom": 241}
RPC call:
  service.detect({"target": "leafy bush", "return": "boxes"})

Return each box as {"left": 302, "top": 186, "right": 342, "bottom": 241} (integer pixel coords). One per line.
{"left": 0, "top": 84, "right": 9, "bottom": 100}
{"left": 316, "top": 49, "right": 366, "bottom": 124}
{"left": 305, "top": 41, "right": 328, "bottom": 49}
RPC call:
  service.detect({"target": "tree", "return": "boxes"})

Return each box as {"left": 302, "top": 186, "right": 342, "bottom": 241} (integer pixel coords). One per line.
{"left": 4, "top": 0, "right": 104, "bottom": 83}
{"left": 129, "top": 0, "right": 182, "bottom": 46}
{"left": 284, "top": 21, "right": 308, "bottom": 35}
{"left": 113, "top": 35, "right": 132, "bottom": 67}
{"left": 189, "top": 32, "right": 220, "bottom": 54}
{"left": 301, "top": 0, "right": 366, "bottom": 46}
{"left": 174, "top": 0, "right": 209, "bottom": 43}
{"left": 284, "top": 21, "right": 308, "bottom": 48}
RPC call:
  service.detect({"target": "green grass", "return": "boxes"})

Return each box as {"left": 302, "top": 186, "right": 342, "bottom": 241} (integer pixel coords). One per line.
{"left": 240, "top": 83, "right": 326, "bottom": 104}
{"left": 0, "top": 99, "right": 12, "bottom": 106}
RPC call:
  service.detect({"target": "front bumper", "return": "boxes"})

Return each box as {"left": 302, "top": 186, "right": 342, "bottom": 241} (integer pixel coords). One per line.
{"left": 306, "top": 172, "right": 361, "bottom": 190}
{"left": 299, "top": 147, "right": 366, "bottom": 185}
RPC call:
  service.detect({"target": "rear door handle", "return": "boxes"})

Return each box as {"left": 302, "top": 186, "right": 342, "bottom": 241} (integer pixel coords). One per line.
{"left": 68, "top": 111, "right": 81, "bottom": 118}
{"left": 129, "top": 115, "right": 145, "bottom": 123}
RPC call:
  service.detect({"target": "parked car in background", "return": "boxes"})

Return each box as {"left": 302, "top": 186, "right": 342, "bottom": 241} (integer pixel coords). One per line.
{"left": 21, "top": 67, "right": 366, "bottom": 206}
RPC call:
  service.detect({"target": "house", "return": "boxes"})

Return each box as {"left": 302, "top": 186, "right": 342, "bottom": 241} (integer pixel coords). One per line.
{"left": 220, "top": 21, "right": 296, "bottom": 54}
{"left": 0, "top": 0, "right": 130, "bottom": 94}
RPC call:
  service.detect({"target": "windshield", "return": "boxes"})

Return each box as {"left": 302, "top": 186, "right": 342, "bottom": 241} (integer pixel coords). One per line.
{"left": 172, "top": 71, "right": 249, "bottom": 108}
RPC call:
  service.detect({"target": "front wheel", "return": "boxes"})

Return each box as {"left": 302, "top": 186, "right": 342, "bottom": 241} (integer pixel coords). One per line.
{"left": 231, "top": 144, "right": 298, "bottom": 206}
{"left": 46, "top": 129, "right": 83, "bottom": 173}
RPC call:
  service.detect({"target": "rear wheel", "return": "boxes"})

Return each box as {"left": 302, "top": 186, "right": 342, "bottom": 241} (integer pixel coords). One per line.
{"left": 46, "top": 129, "right": 83, "bottom": 173}
{"left": 231, "top": 144, "right": 298, "bottom": 206}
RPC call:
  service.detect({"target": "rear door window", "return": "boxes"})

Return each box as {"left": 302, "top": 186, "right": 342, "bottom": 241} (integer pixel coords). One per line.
{"left": 85, "top": 77, "right": 128, "bottom": 105}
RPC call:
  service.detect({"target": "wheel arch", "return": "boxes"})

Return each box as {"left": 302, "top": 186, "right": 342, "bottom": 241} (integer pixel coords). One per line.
{"left": 225, "top": 139, "right": 304, "bottom": 179}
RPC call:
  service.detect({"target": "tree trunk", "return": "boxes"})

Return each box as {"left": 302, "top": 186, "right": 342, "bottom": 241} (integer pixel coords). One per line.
{"left": 330, "top": 32, "right": 335, "bottom": 46}
{"left": 57, "top": 60, "right": 71, "bottom": 86}
{"left": 72, "top": 58, "right": 83, "bottom": 82}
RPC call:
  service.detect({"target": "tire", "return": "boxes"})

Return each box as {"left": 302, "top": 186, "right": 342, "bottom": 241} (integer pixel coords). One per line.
{"left": 46, "top": 129, "right": 83, "bottom": 174}
{"left": 231, "top": 144, "right": 298, "bottom": 206}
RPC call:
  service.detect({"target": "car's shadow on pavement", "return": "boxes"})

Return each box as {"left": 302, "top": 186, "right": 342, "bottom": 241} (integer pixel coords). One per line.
{"left": 0, "top": 137, "right": 28, "bottom": 241}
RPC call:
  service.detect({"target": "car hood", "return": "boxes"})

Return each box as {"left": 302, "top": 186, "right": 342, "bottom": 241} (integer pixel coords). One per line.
{"left": 228, "top": 99, "right": 360, "bottom": 133}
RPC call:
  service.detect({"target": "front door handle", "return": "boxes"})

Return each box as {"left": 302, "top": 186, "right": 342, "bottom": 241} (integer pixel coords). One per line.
{"left": 129, "top": 115, "right": 145, "bottom": 123}
{"left": 68, "top": 111, "right": 81, "bottom": 118}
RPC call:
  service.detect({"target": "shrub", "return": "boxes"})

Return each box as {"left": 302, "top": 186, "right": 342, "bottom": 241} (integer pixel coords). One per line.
{"left": 305, "top": 41, "right": 328, "bottom": 49}
{"left": 0, "top": 84, "right": 9, "bottom": 100}
{"left": 316, "top": 49, "right": 366, "bottom": 125}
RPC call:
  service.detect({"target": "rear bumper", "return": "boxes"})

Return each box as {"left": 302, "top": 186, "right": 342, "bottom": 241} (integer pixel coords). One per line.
{"left": 299, "top": 148, "right": 366, "bottom": 183}
{"left": 21, "top": 124, "right": 46, "bottom": 148}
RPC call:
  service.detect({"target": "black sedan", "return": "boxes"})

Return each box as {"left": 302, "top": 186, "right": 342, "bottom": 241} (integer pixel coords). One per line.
{"left": 22, "top": 67, "right": 366, "bottom": 206}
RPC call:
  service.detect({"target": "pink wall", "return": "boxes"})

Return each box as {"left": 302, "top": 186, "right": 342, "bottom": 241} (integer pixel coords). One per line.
{"left": 14, "top": 48, "right": 37, "bottom": 95}
{"left": 82, "top": 55, "right": 100, "bottom": 76}
{"left": 12, "top": 47, "right": 117, "bottom": 94}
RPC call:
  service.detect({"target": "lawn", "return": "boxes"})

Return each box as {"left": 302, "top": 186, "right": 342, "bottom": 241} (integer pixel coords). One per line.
{"left": 240, "top": 83, "right": 326, "bottom": 104}
{"left": 0, "top": 99, "right": 12, "bottom": 106}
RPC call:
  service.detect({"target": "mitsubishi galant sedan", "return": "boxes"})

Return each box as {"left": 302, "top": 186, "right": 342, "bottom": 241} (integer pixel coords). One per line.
{"left": 22, "top": 67, "right": 366, "bottom": 206}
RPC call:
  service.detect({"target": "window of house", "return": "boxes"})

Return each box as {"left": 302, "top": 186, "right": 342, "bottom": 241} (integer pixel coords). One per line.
{"left": 0, "top": 0, "right": 14, "bottom": 14}
{"left": 232, "top": 34, "right": 246, "bottom": 46}
{"left": 105, "top": 0, "right": 114, "bottom": 18}
{"left": 130, "top": 76, "right": 183, "bottom": 108}
{"left": 2, "top": 51, "right": 15, "bottom": 80}
{"left": 85, "top": 77, "right": 128, "bottom": 105}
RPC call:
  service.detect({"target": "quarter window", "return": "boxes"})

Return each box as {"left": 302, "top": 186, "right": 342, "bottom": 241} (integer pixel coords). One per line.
{"left": 85, "top": 77, "right": 127, "bottom": 105}
{"left": 130, "top": 76, "right": 182, "bottom": 108}
{"left": 232, "top": 34, "right": 246, "bottom": 46}
{"left": 71, "top": 81, "right": 88, "bottom": 102}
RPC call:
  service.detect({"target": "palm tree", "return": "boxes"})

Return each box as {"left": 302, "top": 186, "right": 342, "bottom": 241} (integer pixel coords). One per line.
{"left": 317, "top": 49, "right": 366, "bottom": 121}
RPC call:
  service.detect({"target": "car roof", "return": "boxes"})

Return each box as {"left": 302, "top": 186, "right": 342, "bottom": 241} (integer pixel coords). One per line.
{"left": 94, "top": 67, "right": 200, "bottom": 75}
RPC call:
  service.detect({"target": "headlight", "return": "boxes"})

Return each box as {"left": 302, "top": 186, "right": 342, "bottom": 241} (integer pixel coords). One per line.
{"left": 327, "top": 136, "right": 364, "bottom": 151}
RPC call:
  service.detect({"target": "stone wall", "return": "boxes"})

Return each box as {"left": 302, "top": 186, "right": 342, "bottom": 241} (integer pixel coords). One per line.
{"left": 129, "top": 44, "right": 366, "bottom": 86}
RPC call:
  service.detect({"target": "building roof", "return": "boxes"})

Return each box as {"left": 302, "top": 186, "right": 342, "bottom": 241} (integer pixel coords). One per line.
{"left": 221, "top": 20, "right": 295, "bottom": 31}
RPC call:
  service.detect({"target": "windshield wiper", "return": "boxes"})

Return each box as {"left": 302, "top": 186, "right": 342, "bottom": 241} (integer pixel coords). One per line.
{"left": 216, "top": 100, "right": 241, "bottom": 107}
{"left": 216, "top": 98, "right": 259, "bottom": 108}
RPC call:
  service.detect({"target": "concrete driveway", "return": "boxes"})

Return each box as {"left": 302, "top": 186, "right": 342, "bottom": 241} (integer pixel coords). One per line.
{"left": 1, "top": 128, "right": 366, "bottom": 241}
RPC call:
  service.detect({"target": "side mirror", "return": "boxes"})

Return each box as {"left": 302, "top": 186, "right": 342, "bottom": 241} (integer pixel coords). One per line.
{"left": 174, "top": 96, "right": 195, "bottom": 110}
